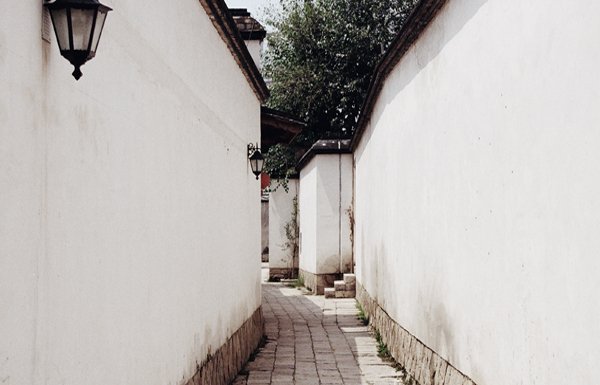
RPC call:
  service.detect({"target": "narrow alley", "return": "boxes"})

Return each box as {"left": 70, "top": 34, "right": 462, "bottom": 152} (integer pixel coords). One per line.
{"left": 232, "top": 270, "right": 405, "bottom": 385}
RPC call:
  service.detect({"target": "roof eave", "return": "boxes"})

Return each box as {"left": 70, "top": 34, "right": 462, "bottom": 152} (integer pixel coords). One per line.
{"left": 350, "top": 0, "right": 448, "bottom": 151}
{"left": 198, "top": 0, "right": 270, "bottom": 103}
{"left": 296, "top": 139, "right": 352, "bottom": 171}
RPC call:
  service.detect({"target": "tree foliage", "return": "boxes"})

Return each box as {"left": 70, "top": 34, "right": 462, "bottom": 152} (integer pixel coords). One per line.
{"left": 263, "top": 143, "right": 297, "bottom": 192}
{"left": 264, "top": 0, "right": 417, "bottom": 141}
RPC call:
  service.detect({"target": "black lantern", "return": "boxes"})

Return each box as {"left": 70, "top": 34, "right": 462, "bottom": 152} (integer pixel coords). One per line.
{"left": 247, "top": 143, "right": 264, "bottom": 180}
{"left": 45, "top": 0, "right": 112, "bottom": 80}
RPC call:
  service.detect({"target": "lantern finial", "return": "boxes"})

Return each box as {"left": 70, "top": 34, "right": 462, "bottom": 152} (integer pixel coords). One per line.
{"left": 73, "top": 66, "right": 83, "bottom": 80}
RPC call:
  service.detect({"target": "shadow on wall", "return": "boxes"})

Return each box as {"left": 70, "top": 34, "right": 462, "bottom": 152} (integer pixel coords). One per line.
{"left": 359, "top": 216, "right": 462, "bottom": 369}
{"left": 397, "top": 0, "right": 489, "bottom": 94}
{"left": 360, "top": 229, "right": 460, "bottom": 368}
{"left": 428, "top": 301, "right": 457, "bottom": 367}
{"left": 353, "top": 0, "right": 490, "bottom": 373}
{"left": 356, "top": 0, "right": 489, "bottom": 159}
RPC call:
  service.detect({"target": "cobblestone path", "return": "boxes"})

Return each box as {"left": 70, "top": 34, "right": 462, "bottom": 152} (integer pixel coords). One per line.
{"left": 232, "top": 283, "right": 404, "bottom": 385}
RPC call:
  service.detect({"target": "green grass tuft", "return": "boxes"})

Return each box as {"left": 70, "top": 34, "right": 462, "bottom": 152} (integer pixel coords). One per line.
{"left": 373, "top": 327, "right": 419, "bottom": 384}
{"left": 375, "top": 330, "right": 391, "bottom": 359}
{"left": 294, "top": 275, "right": 305, "bottom": 288}
{"left": 356, "top": 302, "right": 369, "bottom": 325}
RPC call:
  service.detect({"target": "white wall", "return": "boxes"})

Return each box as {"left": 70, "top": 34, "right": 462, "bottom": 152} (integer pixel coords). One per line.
{"left": 0, "top": 1, "right": 262, "bottom": 385}
{"left": 261, "top": 199, "right": 269, "bottom": 258}
{"left": 244, "top": 40, "right": 262, "bottom": 71}
{"left": 299, "top": 159, "right": 318, "bottom": 274}
{"left": 299, "top": 154, "right": 353, "bottom": 275}
{"left": 354, "top": 1, "right": 600, "bottom": 384}
{"left": 268, "top": 179, "right": 299, "bottom": 271}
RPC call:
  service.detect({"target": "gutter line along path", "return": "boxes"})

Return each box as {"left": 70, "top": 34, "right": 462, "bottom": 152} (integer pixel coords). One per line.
{"left": 233, "top": 276, "right": 405, "bottom": 384}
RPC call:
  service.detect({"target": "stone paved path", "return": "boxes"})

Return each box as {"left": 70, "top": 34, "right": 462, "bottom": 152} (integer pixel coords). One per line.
{"left": 232, "top": 282, "right": 405, "bottom": 385}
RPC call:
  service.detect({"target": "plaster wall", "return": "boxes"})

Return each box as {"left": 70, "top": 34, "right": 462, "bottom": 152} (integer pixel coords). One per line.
{"left": 299, "top": 160, "right": 318, "bottom": 274}
{"left": 268, "top": 179, "right": 299, "bottom": 273}
{"left": 0, "top": 2, "right": 262, "bottom": 385}
{"left": 261, "top": 199, "right": 269, "bottom": 259}
{"left": 299, "top": 154, "right": 353, "bottom": 276}
{"left": 244, "top": 40, "right": 262, "bottom": 71}
{"left": 353, "top": 1, "right": 600, "bottom": 384}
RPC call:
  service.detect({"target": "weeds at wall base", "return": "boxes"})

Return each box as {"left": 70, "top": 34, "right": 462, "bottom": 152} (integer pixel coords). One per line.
{"left": 356, "top": 302, "right": 369, "bottom": 326}
{"left": 294, "top": 274, "right": 305, "bottom": 288}
{"left": 373, "top": 328, "right": 418, "bottom": 384}
{"left": 356, "top": 302, "right": 417, "bottom": 382}
{"left": 364, "top": 315, "right": 418, "bottom": 385}
{"left": 282, "top": 275, "right": 305, "bottom": 290}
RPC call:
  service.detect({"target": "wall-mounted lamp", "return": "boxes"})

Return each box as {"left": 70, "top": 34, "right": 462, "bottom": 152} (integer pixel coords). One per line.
{"left": 247, "top": 143, "right": 264, "bottom": 180}
{"left": 44, "top": 0, "right": 112, "bottom": 80}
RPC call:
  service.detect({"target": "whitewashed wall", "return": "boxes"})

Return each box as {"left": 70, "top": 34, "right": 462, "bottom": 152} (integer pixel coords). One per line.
{"left": 299, "top": 159, "right": 318, "bottom": 274}
{"left": 299, "top": 154, "right": 353, "bottom": 276}
{"left": 268, "top": 179, "right": 299, "bottom": 273}
{"left": 244, "top": 40, "right": 262, "bottom": 71}
{"left": 0, "top": 1, "right": 262, "bottom": 385}
{"left": 261, "top": 199, "right": 269, "bottom": 259}
{"left": 354, "top": 1, "right": 600, "bottom": 384}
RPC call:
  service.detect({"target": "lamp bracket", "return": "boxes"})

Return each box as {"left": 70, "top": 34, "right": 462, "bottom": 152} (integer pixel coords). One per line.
{"left": 247, "top": 143, "right": 260, "bottom": 157}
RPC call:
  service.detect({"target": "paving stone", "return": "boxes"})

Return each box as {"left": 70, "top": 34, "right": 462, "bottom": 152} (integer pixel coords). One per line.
{"left": 232, "top": 282, "right": 407, "bottom": 385}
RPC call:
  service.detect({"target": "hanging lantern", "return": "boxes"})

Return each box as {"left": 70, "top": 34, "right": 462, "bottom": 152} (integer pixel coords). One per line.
{"left": 45, "top": 0, "right": 112, "bottom": 80}
{"left": 247, "top": 143, "right": 264, "bottom": 180}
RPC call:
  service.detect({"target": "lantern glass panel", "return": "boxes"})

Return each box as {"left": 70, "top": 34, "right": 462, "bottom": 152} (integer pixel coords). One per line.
{"left": 49, "top": 8, "right": 70, "bottom": 51}
{"left": 90, "top": 10, "right": 107, "bottom": 53}
{"left": 70, "top": 8, "right": 95, "bottom": 51}
{"left": 251, "top": 156, "right": 264, "bottom": 175}
{"left": 256, "top": 158, "right": 264, "bottom": 173}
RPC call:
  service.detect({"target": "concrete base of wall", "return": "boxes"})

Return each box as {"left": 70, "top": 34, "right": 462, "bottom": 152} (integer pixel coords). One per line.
{"left": 269, "top": 267, "right": 298, "bottom": 280}
{"left": 184, "top": 307, "right": 264, "bottom": 385}
{"left": 356, "top": 283, "right": 476, "bottom": 385}
{"left": 299, "top": 269, "right": 339, "bottom": 295}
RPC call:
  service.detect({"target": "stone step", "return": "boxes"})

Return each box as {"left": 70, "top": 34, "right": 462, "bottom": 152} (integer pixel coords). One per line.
{"left": 325, "top": 288, "right": 356, "bottom": 299}
{"left": 334, "top": 280, "right": 346, "bottom": 291}
{"left": 343, "top": 273, "right": 356, "bottom": 287}
{"left": 335, "top": 290, "right": 356, "bottom": 298}
{"left": 324, "top": 287, "right": 335, "bottom": 298}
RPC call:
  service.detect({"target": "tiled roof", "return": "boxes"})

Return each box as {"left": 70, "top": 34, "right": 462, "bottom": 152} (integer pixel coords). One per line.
{"left": 296, "top": 139, "right": 352, "bottom": 171}
{"left": 261, "top": 107, "right": 305, "bottom": 151}
{"left": 230, "top": 8, "right": 267, "bottom": 41}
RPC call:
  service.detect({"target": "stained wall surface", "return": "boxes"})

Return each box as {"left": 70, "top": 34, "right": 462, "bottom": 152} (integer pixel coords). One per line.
{"left": 299, "top": 155, "right": 353, "bottom": 276}
{"left": 261, "top": 199, "right": 269, "bottom": 259}
{"left": 268, "top": 179, "right": 299, "bottom": 273}
{"left": 245, "top": 40, "right": 262, "bottom": 71}
{"left": 0, "top": 1, "right": 262, "bottom": 385}
{"left": 353, "top": 1, "right": 600, "bottom": 384}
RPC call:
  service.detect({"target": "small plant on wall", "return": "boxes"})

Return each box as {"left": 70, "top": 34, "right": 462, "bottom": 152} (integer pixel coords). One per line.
{"left": 281, "top": 196, "right": 299, "bottom": 278}
{"left": 264, "top": 144, "right": 297, "bottom": 192}
{"left": 346, "top": 204, "right": 354, "bottom": 252}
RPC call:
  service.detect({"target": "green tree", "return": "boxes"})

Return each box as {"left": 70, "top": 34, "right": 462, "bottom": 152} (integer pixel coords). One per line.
{"left": 264, "top": 0, "right": 417, "bottom": 141}
{"left": 263, "top": 143, "right": 297, "bottom": 192}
